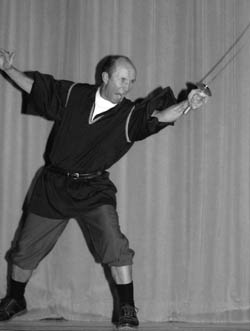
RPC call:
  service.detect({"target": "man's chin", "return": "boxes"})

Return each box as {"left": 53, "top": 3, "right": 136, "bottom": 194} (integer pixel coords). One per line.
{"left": 116, "top": 95, "right": 124, "bottom": 103}
{"left": 111, "top": 97, "right": 121, "bottom": 104}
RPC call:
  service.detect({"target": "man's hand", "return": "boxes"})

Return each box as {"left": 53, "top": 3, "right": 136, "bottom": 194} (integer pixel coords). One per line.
{"left": 0, "top": 50, "right": 33, "bottom": 93}
{"left": 0, "top": 49, "right": 15, "bottom": 71}
{"left": 188, "top": 88, "right": 209, "bottom": 110}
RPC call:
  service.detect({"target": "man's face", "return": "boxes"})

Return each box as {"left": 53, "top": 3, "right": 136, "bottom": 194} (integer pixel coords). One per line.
{"left": 101, "top": 59, "right": 136, "bottom": 104}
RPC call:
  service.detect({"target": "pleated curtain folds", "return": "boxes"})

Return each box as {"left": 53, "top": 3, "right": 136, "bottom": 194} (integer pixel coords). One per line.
{"left": 0, "top": 0, "right": 250, "bottom": 323}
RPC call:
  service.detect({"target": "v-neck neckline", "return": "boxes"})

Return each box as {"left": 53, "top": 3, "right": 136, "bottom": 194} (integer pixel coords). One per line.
{"left": 88, "top": 101, "right": 121, "bottom": 125}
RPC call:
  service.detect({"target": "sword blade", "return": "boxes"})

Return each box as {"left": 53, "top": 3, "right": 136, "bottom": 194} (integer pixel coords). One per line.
{"left": 198, "top": 20, "right": 250, "bottom": 84}
{"left": 206, "top": 44, "right": 245, "bottom": 85}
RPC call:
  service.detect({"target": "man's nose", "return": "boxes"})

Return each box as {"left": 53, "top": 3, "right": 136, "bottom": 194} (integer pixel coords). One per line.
{"left": 122, "top": 81, "right": 130, "bottom": 93}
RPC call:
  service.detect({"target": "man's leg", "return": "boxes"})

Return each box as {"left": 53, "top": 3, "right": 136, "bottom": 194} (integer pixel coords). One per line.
{"left": 12, "top": 265, "right": 33, "bottom": 283}
{"left": 111, "top": 265, "right": 138, "bottom": 328}
{"left": 111, "top": 265, "right": 132, "bottom": 284}
{"left": 8, "top": 264, "right": 33, "bottom": 303}
{"left": 0, "top": 212, "right": 68, "bottom": 321}
{"left": 77, "top": 205, "right": 138, "bottom": 328}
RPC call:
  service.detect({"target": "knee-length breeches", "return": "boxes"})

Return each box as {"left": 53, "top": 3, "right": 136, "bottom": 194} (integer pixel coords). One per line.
{"left": 10, "top": 205, "right": 134, "bottom": 270}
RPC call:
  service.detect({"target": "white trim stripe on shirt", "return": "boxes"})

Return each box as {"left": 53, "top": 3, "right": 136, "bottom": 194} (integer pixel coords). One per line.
{"left": 65, "top": 83, "right": 78, "bottom": 107}
{"left": 125, "top": 105, "right": 135, "bottom": 143}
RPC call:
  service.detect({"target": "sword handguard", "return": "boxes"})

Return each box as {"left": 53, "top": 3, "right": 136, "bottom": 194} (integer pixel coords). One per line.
{"left": 195, "top": 82, "right": 212, "bottom": 97}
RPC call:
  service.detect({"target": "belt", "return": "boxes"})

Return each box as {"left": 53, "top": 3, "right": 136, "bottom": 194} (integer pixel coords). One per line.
{"left": 47, "top": 165, "right": 103, "bottom": 180}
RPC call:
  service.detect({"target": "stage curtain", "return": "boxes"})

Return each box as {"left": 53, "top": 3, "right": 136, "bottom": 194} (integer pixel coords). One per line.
{"left": 1, "top": 0, "right": 250, "bottom": 323}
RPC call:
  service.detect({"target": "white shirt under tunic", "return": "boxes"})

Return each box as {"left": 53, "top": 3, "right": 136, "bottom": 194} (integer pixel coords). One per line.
{"left": 91, "top": 88, "right": 117, "bottom": 122}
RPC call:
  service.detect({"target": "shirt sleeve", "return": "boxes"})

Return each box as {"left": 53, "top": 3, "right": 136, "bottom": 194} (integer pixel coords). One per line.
{"left": 22, "top": 71, "right": 74, "bottom": 121}
{"left": 127, "top": 86, "right": 177, "bottom": 142}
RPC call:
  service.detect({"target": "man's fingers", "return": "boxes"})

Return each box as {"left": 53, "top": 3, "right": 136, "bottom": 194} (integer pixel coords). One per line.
{"left": 9, "top": 52, "right": 15, "bottom": 61}
{"left": 0, "top": 49, "right": 15, "bottom": 70}
{"left": 0, "top": 49, "right": 14, "bottom": 57}
{"left": 0, "top": 49, "right": 9, "bottom": 54}
{"left": 188, "top": 90, "right": 209, "bottom": 109}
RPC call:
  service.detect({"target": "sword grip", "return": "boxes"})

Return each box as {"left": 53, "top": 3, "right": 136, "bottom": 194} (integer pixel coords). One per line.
{"left": 183, "top": 105, "right": 191, "bottom": 114}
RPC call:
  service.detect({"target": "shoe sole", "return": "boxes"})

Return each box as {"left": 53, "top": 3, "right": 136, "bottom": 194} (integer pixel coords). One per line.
{"left": 116, "top": 324, "right": 139, "bottom": 330}
{"left": 2, "top": 308, "right": 27, "bottom": 321}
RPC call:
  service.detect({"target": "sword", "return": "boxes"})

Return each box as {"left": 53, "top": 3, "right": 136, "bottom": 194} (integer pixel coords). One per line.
{"left": 184, "top": 20, "right": 250, "bottom": 114}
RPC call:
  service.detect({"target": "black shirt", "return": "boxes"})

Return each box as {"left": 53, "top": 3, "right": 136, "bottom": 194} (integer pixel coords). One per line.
{"left": 23, "top": 71, "right": 175, "bottom": 218}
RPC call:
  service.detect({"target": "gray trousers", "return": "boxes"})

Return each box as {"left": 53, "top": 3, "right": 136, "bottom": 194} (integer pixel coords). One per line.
{"left": 10, "top": 205, "right": 134, "bottom": 270}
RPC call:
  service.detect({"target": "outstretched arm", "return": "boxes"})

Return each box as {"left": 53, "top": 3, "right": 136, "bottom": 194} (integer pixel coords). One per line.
{"left": 152, "top": 88, "right": 209, "bottom": 123}
{"left": 0, "top": 49, "right": 34, "bottom": 94}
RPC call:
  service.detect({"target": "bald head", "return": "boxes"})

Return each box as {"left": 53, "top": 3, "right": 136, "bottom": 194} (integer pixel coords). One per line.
{"left": 102, "top": 55, "right": 137, "bottom": 78}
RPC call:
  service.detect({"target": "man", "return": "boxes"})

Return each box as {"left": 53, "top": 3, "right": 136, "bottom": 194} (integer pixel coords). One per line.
{"left": 0, "top": 49, "right": 209, "bottom": 328}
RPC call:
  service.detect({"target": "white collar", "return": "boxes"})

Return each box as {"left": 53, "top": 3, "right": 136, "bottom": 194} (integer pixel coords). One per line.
{"left": 92, "top": 88, "right": 117, "bottom": 120}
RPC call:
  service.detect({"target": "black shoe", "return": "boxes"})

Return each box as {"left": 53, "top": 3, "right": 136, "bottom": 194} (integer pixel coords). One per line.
{"left": 0, "top": 296, "right": 27, "bottom": 321}
{"left": 117, "top": 304, "right": 139, "bottom": 329}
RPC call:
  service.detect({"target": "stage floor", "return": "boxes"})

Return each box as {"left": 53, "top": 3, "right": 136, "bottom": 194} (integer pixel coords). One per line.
{"left": 0, "top": 321, "right": 250, "bottom": 331}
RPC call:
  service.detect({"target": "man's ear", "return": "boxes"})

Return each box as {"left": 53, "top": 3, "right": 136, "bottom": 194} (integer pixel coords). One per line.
{"left": 102, "top": 72, "right": 109, "bottom": 84}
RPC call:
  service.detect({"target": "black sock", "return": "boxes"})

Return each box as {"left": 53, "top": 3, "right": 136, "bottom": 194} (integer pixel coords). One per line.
{"left": 9, "top": 278, "right": 27, "bottom": 300}
{"left": 116, "top": 282, "right": 135, "bottom": 307}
